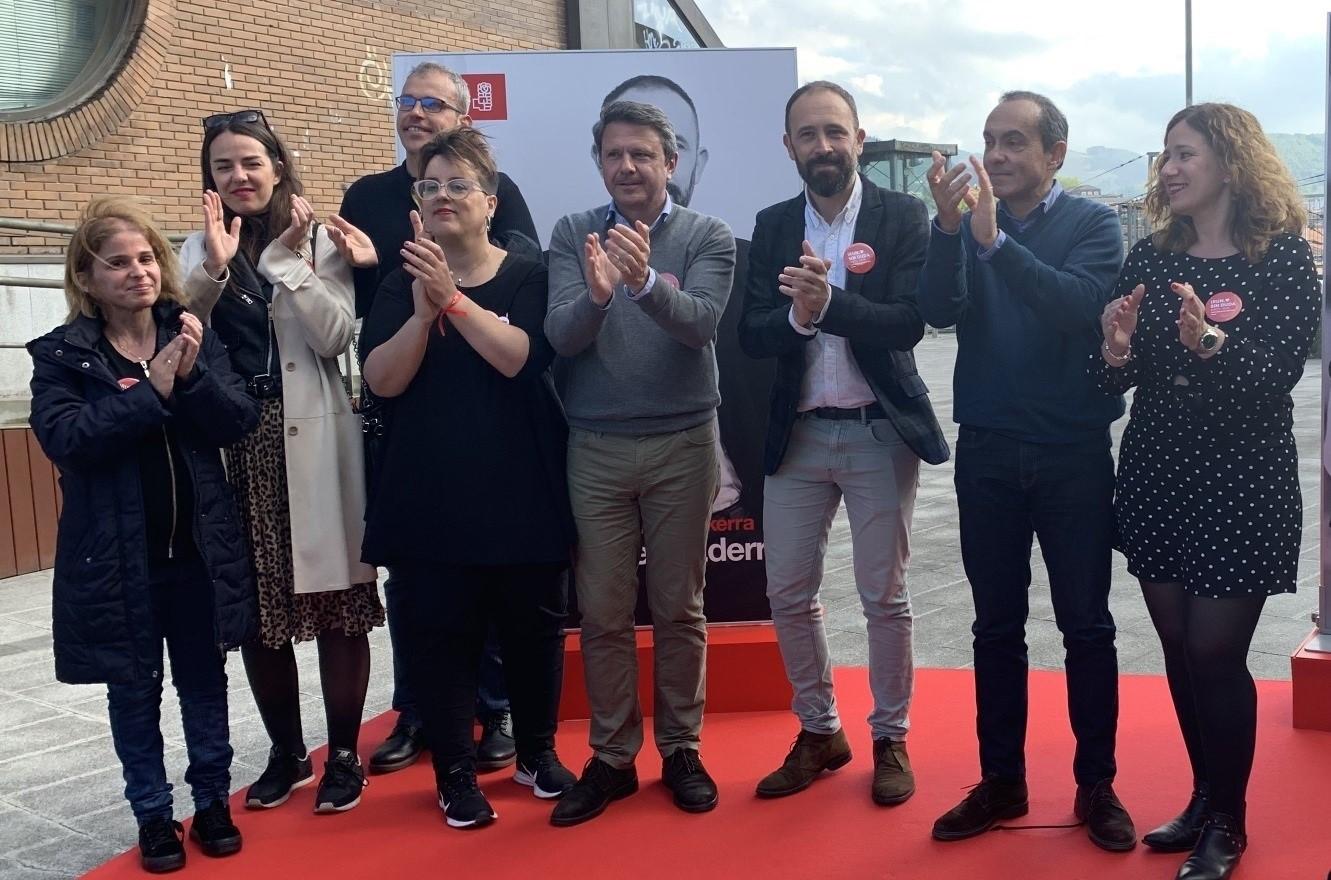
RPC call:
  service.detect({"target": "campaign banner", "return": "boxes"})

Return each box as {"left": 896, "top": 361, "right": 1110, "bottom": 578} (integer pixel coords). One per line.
{"left": 393, "top": 48, "right": 800, "bottom": 623}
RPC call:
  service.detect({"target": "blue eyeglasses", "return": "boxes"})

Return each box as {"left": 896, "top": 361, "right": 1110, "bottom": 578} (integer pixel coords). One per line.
{"left": 395, "top": 95, "right": 463, "bottom": 115}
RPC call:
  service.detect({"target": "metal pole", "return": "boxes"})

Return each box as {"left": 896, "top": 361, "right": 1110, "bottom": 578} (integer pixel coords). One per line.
{"left": 1185, "top": 0, "right": 1193, "bottom": 106}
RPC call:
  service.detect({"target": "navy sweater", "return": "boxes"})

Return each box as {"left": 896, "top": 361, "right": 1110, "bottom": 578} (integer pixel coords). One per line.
{"left": 918, "top": 193, "right": 1125, "bottom": 443}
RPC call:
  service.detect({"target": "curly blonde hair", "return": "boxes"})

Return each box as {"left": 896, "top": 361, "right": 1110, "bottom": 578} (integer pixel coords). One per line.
{"left": 65, "top": 197, "right": 185, "bottom": 322}
{"left": 1146, "top": 103, "right": 1306, "bottom": 264}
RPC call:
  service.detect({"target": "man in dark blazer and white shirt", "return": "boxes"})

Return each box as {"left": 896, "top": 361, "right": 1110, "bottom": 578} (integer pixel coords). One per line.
{"left": 739, "top": 81, "right": 948, "bottom": 807}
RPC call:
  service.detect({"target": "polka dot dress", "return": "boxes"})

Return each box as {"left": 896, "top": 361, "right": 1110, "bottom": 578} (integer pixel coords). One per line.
{"left": 1089, "top": 233, "right": 1320, "bottom": 597}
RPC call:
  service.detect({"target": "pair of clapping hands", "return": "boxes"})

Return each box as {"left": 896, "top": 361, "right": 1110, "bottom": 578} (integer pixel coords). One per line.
{"left": 199, "top": 190, "right": 378, "bottom": 275}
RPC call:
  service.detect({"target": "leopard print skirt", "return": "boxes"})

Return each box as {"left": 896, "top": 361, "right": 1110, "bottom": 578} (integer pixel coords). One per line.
{"left": 225, "top": 398, "right": 384, "bottom": 649}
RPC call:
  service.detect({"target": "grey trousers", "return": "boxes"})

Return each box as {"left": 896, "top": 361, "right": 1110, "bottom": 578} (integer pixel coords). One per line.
{"left": 567, "top": 420, "right": 718, "bottom": 768}
{"left": 762, "top": 414, "right": 920, "bottom": 741}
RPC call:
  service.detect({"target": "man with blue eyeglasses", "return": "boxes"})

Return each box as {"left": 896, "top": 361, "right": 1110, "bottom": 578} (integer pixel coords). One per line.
{"left": 337, "top": 61, "right": 540, "bottom": 779}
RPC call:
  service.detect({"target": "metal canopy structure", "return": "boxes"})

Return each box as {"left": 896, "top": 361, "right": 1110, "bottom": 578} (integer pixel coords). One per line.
{"left": 859, "top": 139, "right": 958, "bottom": 201}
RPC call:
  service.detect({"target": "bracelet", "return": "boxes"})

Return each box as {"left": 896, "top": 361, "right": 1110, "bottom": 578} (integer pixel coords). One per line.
{"left": 435, "top": 291, "right": 466, "bottom": 335}
{"left": 1102, "top": 340, "right": 1132, "bottom": 366}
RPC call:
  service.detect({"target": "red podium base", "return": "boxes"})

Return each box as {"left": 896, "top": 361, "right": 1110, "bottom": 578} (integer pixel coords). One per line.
{"left": 558, "top": 622, "right": 791, "bottom": 720}
{"left": 1291, "top": 627, "right": 1331, "bottom": 730}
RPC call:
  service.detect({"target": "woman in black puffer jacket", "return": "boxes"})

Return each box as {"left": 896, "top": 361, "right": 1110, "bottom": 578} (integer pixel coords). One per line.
{"left": 27, "top": 197, "right": 260, "bottom": 874}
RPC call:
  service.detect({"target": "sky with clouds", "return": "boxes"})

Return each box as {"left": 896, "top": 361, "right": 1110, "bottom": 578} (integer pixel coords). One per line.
{"left": 692, "top": 0, "right": 1327, "bottom": 154}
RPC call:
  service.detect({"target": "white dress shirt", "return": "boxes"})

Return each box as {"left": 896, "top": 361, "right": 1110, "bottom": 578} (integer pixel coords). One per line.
{"left": 788, "top": 175, "right": 877, "bottom": 410}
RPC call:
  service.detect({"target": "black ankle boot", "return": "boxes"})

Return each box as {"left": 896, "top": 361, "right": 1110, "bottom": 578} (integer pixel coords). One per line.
{"left": 1143, "top": 787, "right": 1209, "bottom": 852}
{"left": 1175, "top": 812, "right": 1246, "bottom": 880}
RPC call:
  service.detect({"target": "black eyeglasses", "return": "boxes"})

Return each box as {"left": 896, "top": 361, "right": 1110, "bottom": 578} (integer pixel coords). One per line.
{"left": 395, "top": 95, "right": 462, "bottom": 115}
{"left": 202, "top": 109, "right": 272, "bottom": 131}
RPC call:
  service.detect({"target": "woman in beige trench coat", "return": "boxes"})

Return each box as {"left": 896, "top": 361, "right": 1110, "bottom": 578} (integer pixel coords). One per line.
{"left": 180, "top": 109, "right": 383, "bottom": 816}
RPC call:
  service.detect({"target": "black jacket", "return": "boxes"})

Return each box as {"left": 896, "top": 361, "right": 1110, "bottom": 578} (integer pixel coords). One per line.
{"left": 27, "top": 302, "right": 261, "bottom": 685}
{"left": 738, "top": 176, "right": 950, "bottom": 473}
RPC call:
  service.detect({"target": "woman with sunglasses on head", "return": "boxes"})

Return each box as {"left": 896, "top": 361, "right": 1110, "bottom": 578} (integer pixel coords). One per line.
{"left": 359, "top": 127, "right": 576, "bottom": 830}
{"left": 180, "top": 109, "right": 384, "bottom": 815}
{"left": 1091, "top": 103, "right": 1318, "bottom": 880}
{"left": 29, "top": 197, "right": 260, "bottom": 872}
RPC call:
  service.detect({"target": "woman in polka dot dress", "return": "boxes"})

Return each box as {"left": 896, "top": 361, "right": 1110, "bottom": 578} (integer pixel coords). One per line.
{"left": 1091, "top": 103, "right": 1319, "bottom": 880}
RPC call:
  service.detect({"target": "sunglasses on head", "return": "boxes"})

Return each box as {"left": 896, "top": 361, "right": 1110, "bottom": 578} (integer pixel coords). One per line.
{"left": 202, "top": 109, "right": 272, "bottom": 131}
{"left": 395, "top": 95, "right": 462, "bottom": 115}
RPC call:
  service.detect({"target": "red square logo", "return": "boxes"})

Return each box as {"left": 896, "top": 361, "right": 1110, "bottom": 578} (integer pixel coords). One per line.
{"left": 462, "top": 74, "right": 507, "bottom": 121}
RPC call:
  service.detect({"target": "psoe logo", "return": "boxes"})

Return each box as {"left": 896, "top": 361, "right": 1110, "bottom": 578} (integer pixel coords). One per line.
{"left": 461, "top": 74, "right": 507, "bottom": 121}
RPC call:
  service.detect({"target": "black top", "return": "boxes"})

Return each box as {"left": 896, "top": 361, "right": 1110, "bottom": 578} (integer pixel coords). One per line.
{"left": 1090, "top": 232, "right": 1320, "bottom": 439}
{"left": 339, "top": 163, "right": 539, "bottom": 318}
{"left": 96, "top": 335, "right": 198, "bottom": 564}
{"left": 358, "top": 255, "right": 574, "bottom": 566}
{"left": 209, "top": 250, "right": 279, "bottom": 389}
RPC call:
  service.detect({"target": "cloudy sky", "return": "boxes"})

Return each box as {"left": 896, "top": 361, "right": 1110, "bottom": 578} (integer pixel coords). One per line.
{"left": 692, "top": 0, "right": 1326, "bottom": 154}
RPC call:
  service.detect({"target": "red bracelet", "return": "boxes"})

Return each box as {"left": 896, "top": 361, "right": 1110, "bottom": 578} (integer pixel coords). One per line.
{"left": 436, "top": 291, "right": 465, "bottom": 335}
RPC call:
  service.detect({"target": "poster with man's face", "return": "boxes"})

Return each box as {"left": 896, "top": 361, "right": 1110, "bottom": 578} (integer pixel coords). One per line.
{"left": 392, "top": 49, "right": 798, "bottom": 244}
{"left": 392, "top": 49, "right": 799, "bottom": 623}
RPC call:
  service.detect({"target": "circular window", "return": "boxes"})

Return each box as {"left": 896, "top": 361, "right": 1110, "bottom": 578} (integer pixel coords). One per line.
{"left": 0, "top": 0, "right": 147, "bottom": 122}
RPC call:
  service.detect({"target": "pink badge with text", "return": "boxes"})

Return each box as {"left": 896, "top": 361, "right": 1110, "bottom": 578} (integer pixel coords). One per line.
{"left": 118, "top": 378, "right": 140, "bottom": 390}
{"left": 844, "top": 243, "right": 876, "bottom": 274}
{"left": 661, "top": 272, "right": 681, "bottom": 288}
{"left": 1205, "top": 291, "right": 1243, "bottom": 323}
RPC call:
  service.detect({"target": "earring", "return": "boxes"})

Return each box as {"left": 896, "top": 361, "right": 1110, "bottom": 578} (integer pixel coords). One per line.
{"left": 485, "top": 215, "right": 492, "bottom": 231}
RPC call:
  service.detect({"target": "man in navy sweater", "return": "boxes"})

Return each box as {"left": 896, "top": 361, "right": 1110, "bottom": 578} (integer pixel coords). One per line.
{"left": 918, "top": 91, "right": 1135, "bottom": 852}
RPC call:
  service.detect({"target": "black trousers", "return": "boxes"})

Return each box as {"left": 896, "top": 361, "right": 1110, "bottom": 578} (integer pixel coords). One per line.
{"left": 954, "top": 427, "right": 1119, "bottom": 785}
{"left": 394, "top": 562, "right": 568, "bottom": 781}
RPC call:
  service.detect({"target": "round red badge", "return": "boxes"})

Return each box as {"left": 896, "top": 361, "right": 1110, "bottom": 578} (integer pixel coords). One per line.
{"left": 844, "top": 243, "right": 876, "bottom": 274}
{"left": 118, "top": 377, "right": 140, "bottom": 390}
{"left": 1205, "top": 291, "right": 1243, "bottom": 323}
{"left": 660, "top": 272, "right": 681, "bottom": 289}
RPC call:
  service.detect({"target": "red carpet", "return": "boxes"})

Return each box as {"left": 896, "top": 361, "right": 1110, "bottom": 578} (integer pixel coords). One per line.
{"left": 85, "top": 668, "right": 1330, "bottom": 879}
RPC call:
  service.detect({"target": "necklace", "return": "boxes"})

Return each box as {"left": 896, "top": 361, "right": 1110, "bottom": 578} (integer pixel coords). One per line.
{"left": 105, "top": 331, "right": 155, "bottom": 364}
{"left": 449, "top": 247, "right": 502, "bottom": 288}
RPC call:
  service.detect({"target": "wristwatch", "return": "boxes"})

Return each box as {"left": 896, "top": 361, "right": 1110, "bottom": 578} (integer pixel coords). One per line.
{"left": 1199, "top": 325, "right": 1222, "bottom": 353}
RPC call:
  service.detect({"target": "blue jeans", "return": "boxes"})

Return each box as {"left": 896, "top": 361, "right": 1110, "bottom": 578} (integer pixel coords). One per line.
{"left": 384, "top": 569, "right": 508, "bottom": 728}
{"left": 106, "top": 555, "right": 232, "bottom": 824}
{"left": 954, "top": 426, "right": 1119, "bottom": 786}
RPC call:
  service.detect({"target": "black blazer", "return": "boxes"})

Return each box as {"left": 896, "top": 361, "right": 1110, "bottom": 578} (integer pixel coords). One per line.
{"left": 738, "top": 176, "right": 949, "bottom": 473}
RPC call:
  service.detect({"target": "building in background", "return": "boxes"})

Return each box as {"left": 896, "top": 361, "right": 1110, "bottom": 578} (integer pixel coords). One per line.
{"left": 0, "top": 0, "right": 722, "bottom": 406}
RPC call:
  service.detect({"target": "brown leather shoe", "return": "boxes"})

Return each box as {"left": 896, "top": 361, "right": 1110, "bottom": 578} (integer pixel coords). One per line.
{"left": 871, "top": 738, "right": 915, "bottom": 805}
{"left": 755, "top": 728, "right": 852, "bottom": 798}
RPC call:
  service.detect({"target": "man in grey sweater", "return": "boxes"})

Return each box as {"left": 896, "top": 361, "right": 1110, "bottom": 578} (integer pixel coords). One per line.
{"left": 545, "top": 100, "right": 736, "bottom": 827}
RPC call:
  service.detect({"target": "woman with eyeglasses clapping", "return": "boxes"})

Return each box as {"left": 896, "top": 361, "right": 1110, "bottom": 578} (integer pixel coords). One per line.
{"left": 359, "top": 128, "right": 576, "bottom": 830}
{"left": 179, "top": 109, "right": 384, "bottom": 816}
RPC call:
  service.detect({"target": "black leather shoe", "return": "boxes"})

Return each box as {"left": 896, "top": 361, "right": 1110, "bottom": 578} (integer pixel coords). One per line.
{"left": 1074, "top": 779, "right": 1136, "bottom": 851}
{"left": 476, "top": 711, "right": 516, "bottom": 771}
{"left": 662, "top": 748, "right": 718, "bottom": 813}
{"left": 138, "top": 817, "right": 185, "bottom": 873}
{"left": 1143, "top": 788, "right": 1210, "bottom": 852}
{"left": 932, "top": 776, "right": 1029, "bottom": 841}
{"left": 549, "top": 757, "right": 639, "bottom": 827}
{"left": 1176, "top": 813, "right": 1246, "bottom": 880}
{"left": 370, "top": 720, "right": 425, "bottom": 774}
{"left": 189, "top": 801, "right": 242, "bottom": 857}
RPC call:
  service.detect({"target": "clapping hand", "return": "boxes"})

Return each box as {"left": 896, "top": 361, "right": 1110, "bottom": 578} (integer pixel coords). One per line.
{"left": 277, "top": 195, "right": 317, "bottom": 253}
{"left": 779, "top": 240, "right": 832, "bottom": 327}
{"left": 1101, "top": 284, "right": 1145, "bottom": 359}
{"left": 326, "top": 214, "right": 379, "bottom": 268}
{"left": 201, "top": 190, "right": 240, "bottom": 277}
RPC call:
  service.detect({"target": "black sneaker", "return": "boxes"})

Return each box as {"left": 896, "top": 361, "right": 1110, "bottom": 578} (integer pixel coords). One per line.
{"left": 314, "top": 748, "right": 367, "bottom": 813}
{"left": 438, "top": 764, "right": 497, "bottom": 829}
{"left": 549, "top": 757, "right": 639, "bottom": 827}
{"left": 245, "top": 745, "right": 315, "bottom": 809}
{"left": 138, "top": 817, "right": 185, "bottom": 873}
{"left": 188, "top": 801, "right": 242, "bottom": 857}
{"left": 513, "top": 750, "right": 577, "bottom": 799}
{"left": 476, "top": 711, "right": 516, "bottom": 771}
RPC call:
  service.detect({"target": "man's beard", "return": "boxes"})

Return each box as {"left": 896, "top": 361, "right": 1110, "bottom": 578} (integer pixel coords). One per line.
{"left": 798, "top": 153, "right": 854, "bottom": 198}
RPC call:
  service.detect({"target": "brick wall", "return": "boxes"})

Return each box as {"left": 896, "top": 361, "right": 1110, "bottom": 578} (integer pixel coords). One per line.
{"left": 0, "top": 0, "right": 566, "bottom": 255}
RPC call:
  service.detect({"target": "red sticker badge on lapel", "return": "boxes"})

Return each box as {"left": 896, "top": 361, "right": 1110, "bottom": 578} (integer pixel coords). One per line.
{"left": 661, "top": 272, "right": 681, "bottom": 288}
{"left": 118, "top": 378, "right": 140, "bottom": 390}
{"left": 1205, "top": 291, "right": 1243, "bottom": 323}
{"left": 844, "top": 243, "right": 876, "bottom": 274}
